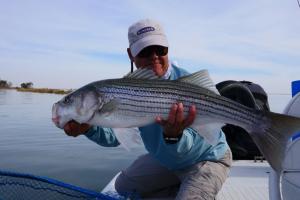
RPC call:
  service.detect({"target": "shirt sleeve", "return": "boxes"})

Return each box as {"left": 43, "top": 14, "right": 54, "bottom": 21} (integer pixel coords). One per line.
{"left": 84, "top": 126, "right": 120, "bottom": 147}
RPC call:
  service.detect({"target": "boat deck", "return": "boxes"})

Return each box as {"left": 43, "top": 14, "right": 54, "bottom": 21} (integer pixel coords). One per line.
{"left": 217, "top": 160, "right": 270, "bottom": 200}
{"left": 102, "top": 160, "right": 271, "bottom": 200}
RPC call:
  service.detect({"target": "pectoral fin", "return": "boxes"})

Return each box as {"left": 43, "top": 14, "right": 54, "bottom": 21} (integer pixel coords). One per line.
{"left": 190, "top": 122, "right": 224, "bottom": 145}
{"left": 99, "top": 98, "right": 120, "bottom": 117}
{"left": 113, "top": 128, "right": 143, "bottom": 151}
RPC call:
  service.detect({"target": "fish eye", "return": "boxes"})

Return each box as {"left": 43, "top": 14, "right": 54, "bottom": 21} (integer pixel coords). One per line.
{"left": 63, "top": 96, "right": 72, "bottom": 104}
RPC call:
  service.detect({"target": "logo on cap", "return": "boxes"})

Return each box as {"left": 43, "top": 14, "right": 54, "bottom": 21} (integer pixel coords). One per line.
{"left": 137, "top": 26, "right": 155, "bottom": 35}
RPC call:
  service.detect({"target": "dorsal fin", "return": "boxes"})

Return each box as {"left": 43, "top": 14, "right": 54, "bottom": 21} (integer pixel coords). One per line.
{"left": 124, "top": 68, "right": 218, "bottom": 93}
{"left": 124, "top": 68, "right": 162, "bottom": 80}
{"left": 177, "top": 70, "right": 219, "bottom": 94}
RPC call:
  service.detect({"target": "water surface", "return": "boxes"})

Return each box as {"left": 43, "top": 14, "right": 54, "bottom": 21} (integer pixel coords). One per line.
{"left": 0, "top": 89, "right": 146, "bottom": 191}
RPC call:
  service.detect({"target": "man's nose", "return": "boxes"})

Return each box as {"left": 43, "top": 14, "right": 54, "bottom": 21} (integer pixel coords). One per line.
{"left": 149, "top": 50, "right": 159, "bottom": 59}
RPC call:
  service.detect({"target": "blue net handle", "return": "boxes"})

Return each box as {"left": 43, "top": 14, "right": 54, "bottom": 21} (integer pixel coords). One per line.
{"left": 292, "top": 80, "right": 300, "bottom": 97}
{"left": 292, "top": 80, "right": 300, "bottom": 140}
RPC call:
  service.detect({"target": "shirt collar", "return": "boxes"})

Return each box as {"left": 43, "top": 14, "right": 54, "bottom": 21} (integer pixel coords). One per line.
{"left": 162, "top": 62, "right": 172, "bottom": 80}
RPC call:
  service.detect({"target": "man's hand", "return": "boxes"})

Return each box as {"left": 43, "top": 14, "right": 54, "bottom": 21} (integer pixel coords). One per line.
{"left": 63, "top": 120, "right": 91, "bottom": 137}
{"left": 156, "top": 103, "right": 196, "bottom": 138}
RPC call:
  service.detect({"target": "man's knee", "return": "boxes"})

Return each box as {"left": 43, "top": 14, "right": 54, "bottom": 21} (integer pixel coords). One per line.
{"left": 115, "top": 172, "right": 143, "bottom": 198}
{"left": 115, "top": 172, "right": 128, "bottom": 194}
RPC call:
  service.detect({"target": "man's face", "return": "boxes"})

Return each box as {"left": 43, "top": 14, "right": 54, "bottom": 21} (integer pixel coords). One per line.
{"left": 131, "top": 45, "right": 169, "bottom": 77}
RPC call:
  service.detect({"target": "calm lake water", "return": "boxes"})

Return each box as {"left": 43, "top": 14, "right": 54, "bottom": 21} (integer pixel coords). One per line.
{"left": 0, "top": 89, "right": 291, "bottom": 191}
{"left": 0, "top": 89, "right": 146, "bottom": 191}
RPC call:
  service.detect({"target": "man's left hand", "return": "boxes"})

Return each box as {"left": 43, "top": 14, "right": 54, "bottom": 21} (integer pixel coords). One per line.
{"left": 156, "top": 102, "right": 196, "bottom": 138}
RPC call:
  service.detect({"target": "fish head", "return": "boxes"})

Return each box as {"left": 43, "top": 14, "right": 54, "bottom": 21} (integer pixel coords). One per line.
{"left": 52, "top": 88, "right": 102, "bottom": 129}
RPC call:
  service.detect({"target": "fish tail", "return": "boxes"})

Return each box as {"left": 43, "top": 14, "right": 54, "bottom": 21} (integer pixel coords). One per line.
{"left": 250, "top": 112, "right": 300, "bottom": 172}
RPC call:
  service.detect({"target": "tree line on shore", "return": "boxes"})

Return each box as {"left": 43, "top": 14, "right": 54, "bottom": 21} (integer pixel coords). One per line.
{"left": 0, "top": 78, "right": 71, "bottom": 94}
{"left": 0, "top": 78, "right": 33, "bottom": 89}
{"left": 0, "top": 79, "right": 12, "bottom": 88}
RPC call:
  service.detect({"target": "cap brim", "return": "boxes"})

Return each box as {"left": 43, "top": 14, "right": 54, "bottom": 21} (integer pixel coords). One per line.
{"left": 130, "top": 35, "right": 169, "bottom": 57}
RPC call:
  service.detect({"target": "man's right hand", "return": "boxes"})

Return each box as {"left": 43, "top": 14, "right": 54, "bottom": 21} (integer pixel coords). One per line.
{"left": 63, "top": 120, "right": 91, "bottom": 137}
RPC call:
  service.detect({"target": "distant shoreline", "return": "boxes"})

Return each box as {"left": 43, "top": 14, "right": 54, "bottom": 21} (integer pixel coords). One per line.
{"left": 0, "top": 87, "right": 72, "bottom": 95}
{"left": 16, "top": 88, "right": 72, "bottom": 94}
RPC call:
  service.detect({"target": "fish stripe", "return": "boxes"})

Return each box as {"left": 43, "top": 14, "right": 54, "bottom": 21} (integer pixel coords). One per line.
{"left": 98, "top": 84, "right": 259, "bottom": 125}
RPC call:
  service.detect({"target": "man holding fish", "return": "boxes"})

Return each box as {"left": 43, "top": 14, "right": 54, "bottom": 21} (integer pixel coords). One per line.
{"left": 62, "top": 19, "right": 233, "bottom": 199}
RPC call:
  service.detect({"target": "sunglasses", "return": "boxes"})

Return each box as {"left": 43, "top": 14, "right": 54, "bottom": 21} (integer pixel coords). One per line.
{"left": 137, "top": 45, "right": 168, "bottom": 58}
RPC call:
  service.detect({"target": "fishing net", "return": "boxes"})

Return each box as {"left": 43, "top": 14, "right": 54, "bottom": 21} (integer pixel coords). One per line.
{"left": 0, "top": 170, "right": 120, "bottom": 200}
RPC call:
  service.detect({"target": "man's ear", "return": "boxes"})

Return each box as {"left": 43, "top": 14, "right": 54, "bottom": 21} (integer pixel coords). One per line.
{"left": 127, "top": 48, "right": 134, "bottom": 62}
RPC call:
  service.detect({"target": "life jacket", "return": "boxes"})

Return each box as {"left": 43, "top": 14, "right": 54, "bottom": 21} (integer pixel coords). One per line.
{"left": 216, "top": 80, "right": 270, "bottom": 160}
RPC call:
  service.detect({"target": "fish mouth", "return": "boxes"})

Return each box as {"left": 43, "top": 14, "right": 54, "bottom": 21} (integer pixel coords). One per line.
{"left": 52, "top": 103, "right": 62, "bottom": 128}
{"left": 52, "top": 116, "right": 60, "bottom": 126}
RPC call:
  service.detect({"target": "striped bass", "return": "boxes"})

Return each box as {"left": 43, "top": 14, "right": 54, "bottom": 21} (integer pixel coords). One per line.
{"left": 52, "top": 69, "right": 300, "bottom": 172}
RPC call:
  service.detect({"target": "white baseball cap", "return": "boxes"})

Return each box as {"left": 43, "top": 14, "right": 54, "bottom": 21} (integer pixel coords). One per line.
{"left": 128, "top": 19, "right": 169, "bottom": 57}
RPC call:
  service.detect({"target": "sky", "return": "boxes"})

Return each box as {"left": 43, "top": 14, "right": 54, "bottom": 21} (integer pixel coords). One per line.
{"left": 1, "top": 0, "right": 300, "bottom": 95}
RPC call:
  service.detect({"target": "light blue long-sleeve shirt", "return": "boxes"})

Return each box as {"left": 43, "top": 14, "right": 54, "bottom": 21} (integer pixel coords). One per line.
{"left": 85, "top": 64, "right": 228, "bottom": 170}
